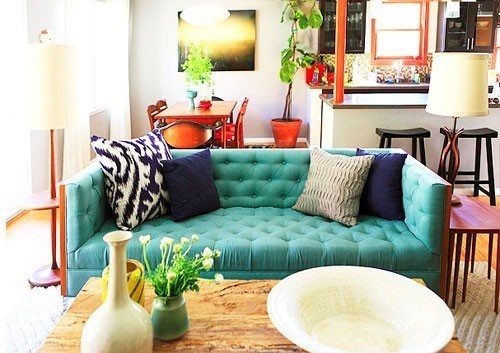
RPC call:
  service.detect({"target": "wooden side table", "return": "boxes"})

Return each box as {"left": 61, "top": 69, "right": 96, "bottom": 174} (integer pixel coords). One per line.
{"left": 447, "top": 195, "right": 500, "bottom": 313}
{"left": 18, "top": 190, "right": 60, "bottom": 287}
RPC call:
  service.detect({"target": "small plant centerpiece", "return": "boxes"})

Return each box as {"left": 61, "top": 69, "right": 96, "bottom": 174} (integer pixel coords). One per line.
{"left": 139, "top": 234, "right": 222, "bottom": 341}
{"left": 271, "top": 0, "right": 323, "bottom": 147}
{"left": 181, "top": 42, "right": 214, "bottom": 109}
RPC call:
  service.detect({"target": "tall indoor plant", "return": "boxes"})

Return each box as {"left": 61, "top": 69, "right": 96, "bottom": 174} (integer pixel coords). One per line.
{"left": 271, "top": 0, "right": 323, "bottom": 147}
{"left": 181, "top": 42, "right": 214, "bottom": 109}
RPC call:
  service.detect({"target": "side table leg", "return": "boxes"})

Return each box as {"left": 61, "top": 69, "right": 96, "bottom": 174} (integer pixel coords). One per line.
{"left": 495, "top": 233, "right": 499, "bottom": 314}
{"left": 446, "top": 231, "right": 455, "bottom": 305}
{"left": 452, "top": 233, "right": 463, "bottom": 309}
{"left": 462, "top": 233, "right": 472, "bottom": 303}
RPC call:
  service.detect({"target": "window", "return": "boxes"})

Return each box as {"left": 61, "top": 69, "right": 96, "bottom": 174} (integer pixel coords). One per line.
{"left": 371, "top": 0, "right": 429, "bottom": 65}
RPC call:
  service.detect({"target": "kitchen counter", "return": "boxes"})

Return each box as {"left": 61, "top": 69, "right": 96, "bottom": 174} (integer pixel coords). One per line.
{"left": 308, "top": 82, "right": 430, "bottom": 94}
{"left": 305, "top": 92, "right": 500, "bottom": 191}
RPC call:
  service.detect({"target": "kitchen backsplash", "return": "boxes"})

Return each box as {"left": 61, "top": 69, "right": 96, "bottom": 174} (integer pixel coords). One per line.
{"left": 316, "top": 53, "right": 493, "bottom": 83}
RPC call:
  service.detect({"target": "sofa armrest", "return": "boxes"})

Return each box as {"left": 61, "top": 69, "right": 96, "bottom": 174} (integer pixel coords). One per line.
{"left": 59, "top": 161, "right": 109, "bottom": 295}
{"left": 402, "top": 156, "right": 452, "bottom": 255}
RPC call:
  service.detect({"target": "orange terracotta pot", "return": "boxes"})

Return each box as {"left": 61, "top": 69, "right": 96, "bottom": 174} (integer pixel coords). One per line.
{"left": 270, "top": 118, "right": 302, "bottom": 148}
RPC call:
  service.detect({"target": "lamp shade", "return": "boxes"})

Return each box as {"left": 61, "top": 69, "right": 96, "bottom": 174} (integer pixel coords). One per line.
{"left": 26, "top": 44, "right": 74, "bottom": 130}
{"left": 426, "top": 52, "right": 489, "bottom": 118}
{"left": 180, "top": 3, "right": 230, "bottom": 26}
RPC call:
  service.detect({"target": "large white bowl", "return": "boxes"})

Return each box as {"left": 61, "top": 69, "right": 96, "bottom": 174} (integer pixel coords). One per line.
{"left": 267, "top": 266, "right": 454, "bottom": 353}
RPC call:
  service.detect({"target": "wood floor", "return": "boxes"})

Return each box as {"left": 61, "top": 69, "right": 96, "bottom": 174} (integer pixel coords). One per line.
{"left": 4, "top": 196, "right": 498, "bottom": 302}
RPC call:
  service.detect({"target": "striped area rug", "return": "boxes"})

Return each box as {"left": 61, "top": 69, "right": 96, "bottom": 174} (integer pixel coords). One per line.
{"left": 450, "top": 262, "right": 500, "bottom": 353}
{"left": 4, "top": 263, "right": 499, "bottom": 353}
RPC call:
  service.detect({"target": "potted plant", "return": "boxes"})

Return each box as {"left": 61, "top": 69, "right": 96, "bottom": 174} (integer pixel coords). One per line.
{"left": 181, "top": 42, "right": 214, "bottom": 109}
{"left": 271, "top": 0, "right": 323, "bottom": 147}
{"left": 139, "top": 234, "right": 223, "bottom": 341}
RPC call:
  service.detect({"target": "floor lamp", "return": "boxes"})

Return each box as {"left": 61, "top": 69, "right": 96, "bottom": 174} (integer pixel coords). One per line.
{"left": 425, "top": 52, "right": 489, "bottom": 204}
{"left": 25, "top": 44, "right": 73, "bottom": 287}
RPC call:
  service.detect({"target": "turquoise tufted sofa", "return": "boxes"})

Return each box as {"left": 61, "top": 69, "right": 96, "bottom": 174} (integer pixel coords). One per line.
{"left": 60, "top": 148, "right": 452, "bottom": 297}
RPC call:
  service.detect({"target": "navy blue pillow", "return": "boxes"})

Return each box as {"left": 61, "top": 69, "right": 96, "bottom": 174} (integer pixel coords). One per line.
{"left": 160, "top": 149, "right": 220, "bottom": 222}
{"left": 356, "top": 148, "right": 407, "bottom": 221}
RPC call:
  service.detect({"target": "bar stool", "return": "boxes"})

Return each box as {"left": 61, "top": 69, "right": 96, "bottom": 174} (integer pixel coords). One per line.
{"left": 439, "top": 127, "right": 497, "bottom": 206}
{"left": 375, "top": 127, "right": 431, "bottom": 165}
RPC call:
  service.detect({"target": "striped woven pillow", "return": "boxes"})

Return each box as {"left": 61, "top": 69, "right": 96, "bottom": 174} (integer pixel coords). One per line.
{"left": 293, "top": 148, "right": 373, "bottom": 226}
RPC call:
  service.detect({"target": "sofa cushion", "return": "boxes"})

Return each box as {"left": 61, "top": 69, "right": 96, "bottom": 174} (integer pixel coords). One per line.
{"left": 161, "top": 149, "right": 220, "bottom": 221}
{"left": 356, "top": 148, "right": 407, "bottom": 221}
{"left": 90, "top": 129, "right": 172, "bottom": 230}
{"left": 293, "top": 148, "right": 373, "bottom": 226}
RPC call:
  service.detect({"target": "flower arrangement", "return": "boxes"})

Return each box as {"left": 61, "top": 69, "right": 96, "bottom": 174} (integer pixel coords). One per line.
{"left": 139, "top": 234, "right": 223, "bottom": 298}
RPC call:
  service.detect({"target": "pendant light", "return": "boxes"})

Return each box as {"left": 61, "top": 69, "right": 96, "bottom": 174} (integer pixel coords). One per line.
{"left": 180, "top": 2, "right": 230, "bottom": 26}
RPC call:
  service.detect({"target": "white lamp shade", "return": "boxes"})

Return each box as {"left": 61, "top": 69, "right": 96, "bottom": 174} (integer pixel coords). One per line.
{"left": 426, "top": 52, "right": 489, "bottom": 118}
{"left": 180, "top": 3, "right": 230, "bottom": 26}
{"left": 27, "top": 44, "right": 75, "bottom": 130}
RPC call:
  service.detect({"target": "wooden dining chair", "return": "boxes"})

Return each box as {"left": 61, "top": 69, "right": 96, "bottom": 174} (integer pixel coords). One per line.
{"left": 156, "top": 99, "right": 168, "bottom": 112}
{"left": 159, "top": 120, "right": 222, "bottom": 149}
{"left": 146, "top": 104, "right": 160, "bottom": 130}
{"left": 214, "top": 97, "right": 249, "bottom": 148}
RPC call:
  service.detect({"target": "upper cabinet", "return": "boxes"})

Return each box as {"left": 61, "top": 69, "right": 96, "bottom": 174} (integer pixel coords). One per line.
{"left": 319, "top": 0, "right": 367, "bottom": 54}
{"left": 436, "top": 0, "right": 499, "bottom": 53}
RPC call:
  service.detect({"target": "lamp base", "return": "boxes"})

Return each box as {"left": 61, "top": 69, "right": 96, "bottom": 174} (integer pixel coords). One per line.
{"left": 28, "top": 264, "right": 60, "bottom": 288}
{"left": 451, "top": 194, "right": 462, "bottom": 205}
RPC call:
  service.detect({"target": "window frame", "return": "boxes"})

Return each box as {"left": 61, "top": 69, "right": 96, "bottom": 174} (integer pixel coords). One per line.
{"left": 370, "top": 0, "right": 429, "bottom": 66}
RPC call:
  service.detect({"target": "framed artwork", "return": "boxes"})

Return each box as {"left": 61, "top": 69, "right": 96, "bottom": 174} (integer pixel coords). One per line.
{"left": 178, "top": 10, "right": 256, "bottom": 72}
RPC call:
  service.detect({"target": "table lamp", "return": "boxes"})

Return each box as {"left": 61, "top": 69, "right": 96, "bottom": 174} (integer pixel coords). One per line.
{"left": 426, "top": 52, "right": 489, "bottom": 204}
{"left": 25, "top": 43, "right": 74, "bottom": 287}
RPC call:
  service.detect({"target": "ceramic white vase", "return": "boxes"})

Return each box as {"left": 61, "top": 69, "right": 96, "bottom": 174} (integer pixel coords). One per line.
{"left": 81, "top": 231, "right": 153, "bottom": 353}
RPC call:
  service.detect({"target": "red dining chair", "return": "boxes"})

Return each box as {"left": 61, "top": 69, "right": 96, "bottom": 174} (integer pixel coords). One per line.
{"left": 214, "top": 97, "right": 249, "bottom": 148}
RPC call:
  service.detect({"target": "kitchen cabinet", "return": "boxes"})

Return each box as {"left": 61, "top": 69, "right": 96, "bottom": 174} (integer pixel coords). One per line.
{"left": 319, "top": 0, "right": 366, "bottom": 54}
{"left": 436, "top": 0, "right": 499, "bottom": 53}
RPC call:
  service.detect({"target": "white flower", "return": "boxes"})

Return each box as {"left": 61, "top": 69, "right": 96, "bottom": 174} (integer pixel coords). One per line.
{"left": 173, "top": 244, "right": 183, "bottom": 253}
{"left": 167, "top": 271, "right": 176, "bottom": 281}
{"left": 191, "top": 234, "right": 199, "bottom": 242}
{"left": 181, "top": 237, "right": 189, "bottom": 245}
{"left": 213, "top": 249, "right": 221, "bottom": 258}
{"left": 160, "top": 237, "right": 174, "bottom": 250}
{"left": 202, "top": 247, "right": 213, "bottom": 259}
{"left": 139, "top": 235, "right": 151, "bottom": 246}
{"left": 202, "top": 257, "right": 214, "bottom": 270}
{"left": 214, "top": 273, "right": 224, "bottom": 284}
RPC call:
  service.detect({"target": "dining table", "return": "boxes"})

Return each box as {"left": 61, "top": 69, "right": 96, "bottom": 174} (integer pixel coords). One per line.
{"left": 156, "top": 100, "right": 237, "bottom": 148}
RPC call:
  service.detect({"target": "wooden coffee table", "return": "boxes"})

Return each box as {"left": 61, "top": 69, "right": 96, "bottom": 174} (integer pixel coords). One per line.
{"left": 38, "top": 277, "right": 466, "bottom": 352}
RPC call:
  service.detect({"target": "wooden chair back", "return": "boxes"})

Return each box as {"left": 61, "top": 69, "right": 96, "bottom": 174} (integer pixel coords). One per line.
{"left": 156, "top": 99, "right": 168, "bottom": 112}
{"left": 146, "top": 104, "right": 160, "bottom": 130}
{"left": 160, "top": 120, "right": 222, "bottom": 149}
{"left": 232, "top": 97, "right": 249, "bottom": 148}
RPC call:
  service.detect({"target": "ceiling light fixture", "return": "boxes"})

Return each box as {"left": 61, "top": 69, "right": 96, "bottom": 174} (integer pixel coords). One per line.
{"left": 180, "top": 2, "right": 230, "bottom": 26}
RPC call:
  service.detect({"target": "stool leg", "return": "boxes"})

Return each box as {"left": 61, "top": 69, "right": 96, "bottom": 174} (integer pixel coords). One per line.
{"left": 411, "top": 138, "right": 417, "bottom": 159}
{"left": 419, "top": 137, "right": 427, "bottom": 166}
{"left": 473, "top": 138, "right": 482, "bottom": 197}
{"left": 387, "top": 138, "right": 392, "bottom": 148}
{"left": 379, "top": 136, "right": 385, "bottom": 148}
{"left": 486, "top": 137, "right": 496, "bottom": 206}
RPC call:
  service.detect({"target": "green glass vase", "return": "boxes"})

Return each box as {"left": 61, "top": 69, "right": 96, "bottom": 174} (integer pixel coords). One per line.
{"left": 151, "top": 295, "right": 189, "bottom": 341}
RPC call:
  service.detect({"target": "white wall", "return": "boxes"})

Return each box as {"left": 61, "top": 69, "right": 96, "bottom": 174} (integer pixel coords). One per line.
{"left": 129, "top": 0, "right": 314, "bottom": 140}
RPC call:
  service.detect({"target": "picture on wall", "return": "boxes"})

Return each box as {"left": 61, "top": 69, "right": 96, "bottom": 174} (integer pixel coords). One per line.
{"left": 178, "top": 10, "right": 256, "bottom": 71}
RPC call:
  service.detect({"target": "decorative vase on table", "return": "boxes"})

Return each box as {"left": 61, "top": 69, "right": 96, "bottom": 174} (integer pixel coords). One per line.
{"left": 186, "top": 89, "right": 197, "bottom": 110}
{"left": 151, "top": 294, "right": 189, "bottom": 341}
{"left": 101, "top": 259, "right": 146, "bottom": 306}
{"left": 81, "top": 231, "right": 153, "bottom": 353}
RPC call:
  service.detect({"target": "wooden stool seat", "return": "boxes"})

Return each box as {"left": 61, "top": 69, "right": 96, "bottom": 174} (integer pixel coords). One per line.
{"left": 376, "top": 127, "right": 431, "bottom": 165}
{"left": 440, "top": 127, "right": 497, "bottom": 206}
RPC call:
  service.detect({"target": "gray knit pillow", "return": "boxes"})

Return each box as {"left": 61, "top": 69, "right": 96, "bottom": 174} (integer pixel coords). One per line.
{"left": 293, "top": 148, "right": 374, "bottom": 226}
